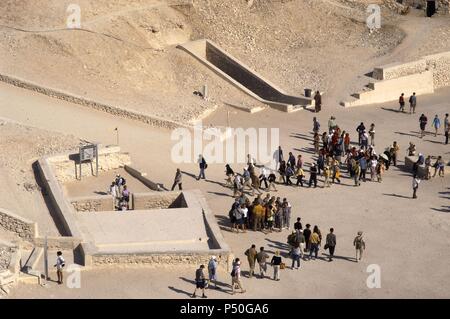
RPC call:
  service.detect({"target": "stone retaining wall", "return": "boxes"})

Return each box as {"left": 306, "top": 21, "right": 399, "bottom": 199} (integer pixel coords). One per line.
{"left": 0, "top": 73, "right": 188, "bottom": 130}
{"left": 373, "top": 60, "right": 427, "bottom": 80}
{"left": 0, "top": 208, "right": 38, "bottom": 241}
{"left": 91, "top": 251, "right": 233, "bottom": 270}
{"left": 132, "top": 192, "right": 187, "bottom": 210}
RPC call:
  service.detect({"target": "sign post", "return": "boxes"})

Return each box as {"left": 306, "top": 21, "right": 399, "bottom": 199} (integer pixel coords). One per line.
{"left": 78, "top": 144, "right": 99, "bottom": 180}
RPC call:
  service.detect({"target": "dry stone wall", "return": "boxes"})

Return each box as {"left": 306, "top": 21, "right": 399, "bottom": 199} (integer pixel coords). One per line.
{"left": 71, "top": 196, "right": 114, "bottom": 212}
{"left": 132, "top": 192, "right": 187, "bottom": 210}
{"left": 0, "top": 209, "right": 37, "bottom": 241}
{"left": 424, "top": 52, "right": 450, "bottom": 88}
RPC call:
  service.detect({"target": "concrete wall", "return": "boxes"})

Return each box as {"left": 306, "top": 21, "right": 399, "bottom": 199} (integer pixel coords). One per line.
{"left": 124, "top": 165, "right": 162, "bottom": 191}
{"left": 132, "top": 192, "right": 186, "bottom": 210}
{"left": 373, "top": 59, "right": 427, "bottom": 80}
{"left": 70, "top": 196, "right": 114, "bottom": 212}
{"left": 0, "top": 208, "right": 38, "bottom": 241}
{"left": 178, "top": 39, "right": 313, "bottom": 112}
{"left": 48, "top": 145, "right": 131, "bottom": 183}
{"left": 36, "top": 157, "right": 83, "bottom": 237}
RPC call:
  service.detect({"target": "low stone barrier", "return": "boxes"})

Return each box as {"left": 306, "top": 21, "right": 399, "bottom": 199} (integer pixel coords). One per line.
{"left": 132, "top": 192, "right": 186, "bottom": 210}
{"left": 0, "top": 208, "right": 38, "bottom": 241}
{"left": 70, "top": 195, "right": 114, "bottom": 212}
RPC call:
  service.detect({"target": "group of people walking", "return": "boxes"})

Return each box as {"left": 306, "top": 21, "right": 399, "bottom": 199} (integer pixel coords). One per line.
{"left": 108, "top": 174, "right": 130, "bottom": 210}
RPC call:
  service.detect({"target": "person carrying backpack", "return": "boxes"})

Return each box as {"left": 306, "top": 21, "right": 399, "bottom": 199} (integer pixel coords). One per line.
{"left": 54, "top": 251, "right": 65, "bottom": 285}
{"left": 197, "top": 155, "right": 207, "bottom": 180}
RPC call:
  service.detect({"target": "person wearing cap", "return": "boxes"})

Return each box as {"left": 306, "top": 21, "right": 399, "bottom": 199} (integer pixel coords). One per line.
{"left": 231, "top": 259, "right": 246, "bottom": 294}
{"left": 308, "top": 163, "right": 318, "bottom": 188}
{"left": 353, "top": 231, "right": 366, "bottom": 262}
{"left": 207, "top": 256, "right": 219, "bottom": 289}
{"left": 325, "top": 228, "right": 336, "bottom": 262}
{"left": 171, "top": 168, "right": 183, "bottom": 191}
{"left": 192, "top": 265, "right": 207, "bottom": 298}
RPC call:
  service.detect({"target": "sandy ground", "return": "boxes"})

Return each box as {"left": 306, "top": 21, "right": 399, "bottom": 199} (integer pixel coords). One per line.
{"left": 0, "top": 78, "right": 449, "bottom": 298}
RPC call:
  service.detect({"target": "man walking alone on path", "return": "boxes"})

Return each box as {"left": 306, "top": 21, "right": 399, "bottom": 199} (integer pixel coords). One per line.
{"left": 197, "top": 155, "right": 207, "bottom": 180}
{"left": 419, "top": 114, "right": 428, "bottom": 138}
{"left": 444, "top": 113, "right": 449, "bottom": 144}
{"left": 399, "top": 93, "right": 405, "bottom": 112}
{"left": 325, "top": 228, "right": 336, "bottom": 262}
{"left": 171, "top": 168, "right": 182, "bottom": 191}
{"left": 353, "top": 231, "right": 366, "bottom": 262}
{"left": 192, "top": 265, "right": 207, "bottom": 298}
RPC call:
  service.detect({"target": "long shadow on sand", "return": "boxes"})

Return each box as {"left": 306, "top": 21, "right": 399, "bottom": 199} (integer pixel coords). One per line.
{"left": 431, "top": 206, "right": 450, "bottom": 213}
{"left": 382, "top": 193, "right": 411, "bottom": 199}
{"left": 321, "top": 253, "right": 357, "bottom": 263}
{"left": 179, "top": 277, "right": 231, "bottom": 290}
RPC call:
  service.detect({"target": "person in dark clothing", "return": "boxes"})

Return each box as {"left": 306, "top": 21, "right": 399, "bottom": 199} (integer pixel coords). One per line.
{"left": 419, "top": 114, "right": 428, "bottom": 138}
{"left": 192, "top": 265, "right": 207, "bottom": 298}
{"left": 314, "top": 91, "right": 322, "bottom": 113}
{"left": 288, "top": 152, "right": 296, "bottom": 168}
{"left": 171, "top": 168, "right": 183, "bottom": 191}
{"left": 325, "top": 228, "right": 337, "bottom": 262}
{"left": 356, "top": 122, "right": 365, "bottom": 145}
{"left": 294, "top": 217, "right": 303, "bottom": 230}
{"left": 308, "top": 164, "right": 318, "bottom": 188}
{"left": 399, "top": 93, "right": 405, "bottom": 112}
{"left": 278, "top": 161, "right": 287, "bottom": 184}
{"left": 197, "top": 155, "right": 207, "bottom": 180}
{"left": 303, "top": 224, "right": 312, "bottom": 252}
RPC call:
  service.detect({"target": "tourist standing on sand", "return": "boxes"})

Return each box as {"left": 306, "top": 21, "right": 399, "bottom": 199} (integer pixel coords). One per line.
{"left": 356, "top": 122, "right": 365, "bottom": 145}
{"left": 303, "top": 224, "right": 312, "bottom": 252}
{"left": 207, "top": 256, "right": 219, "bottom": 289}
{"left": 197, "top": 155, "right": 207, "bottom": 180}
{"left": 419, "top": 114, "right": 428, "bottom": 138}
{"left": 294, "top": 217, "right": 303, "bottom": 230}
{"left": 308, "top": 229, "right": 320, "bottom": 260}
{"left": 353, "top": 161, "right": 361, "bottom": 186}
{"left": 256, "top": 247, "right": 269, "bottom": 279}
{"left": 225, "top": 164, "right": 235, "bottom": 187}
{"left": 271, "top": 251, "right": 282, "bottom": 281}
{"left": 409, "top": 92, "right": 417, "bottom": 114}
{"left": 108, "top": 181, "right": 118, "bottom": 209}
{"left": 171, "top": 168, "right": 182, "bottom": 191}
{"left": 444, "top": 113, "right": 449, "bottom": 144}
{"left": 308, "top": 163, "right": 318, "bottom": 188}
{"left": 54, "top": 251, "right": 65, "bottom": 285}
{"left": 244, "top": 244, "right": 258, "bottom": 278}
{"left": 282, "top": 198, "right": 292, "bottom": 230}
{"left": 353, "top": 231, "right": 366, "bottom": 262}
{"left": 290, "top": 243, "right": 302, "bottom": 270}
{"left": 313, "top": 117, "right": 320, "bottom": 134}
{"left": 314, "top": 91, "right": 322, "bottom": 113}
{"left": 325, "top": 228, "right": 336, "bottom": 262}
{"left": 432, "top": 115, "right": 441, "bottom": 137}
{"left": 369, "top": 123, "right": 376, "bottom": 147}
{"left": 432, "top": 156, "right": 445, "bottom": 178}
{"left": 231, "top": 259, "right": 246, "bottom": 294}
{"left": 267, "top": 171, "right": 277, "bottom": 192}
{"left": 392, "top": 141, "right": 400, "bottom": 167}
{"left": 399, "top": 93, "right": 405, "bottom": 112}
